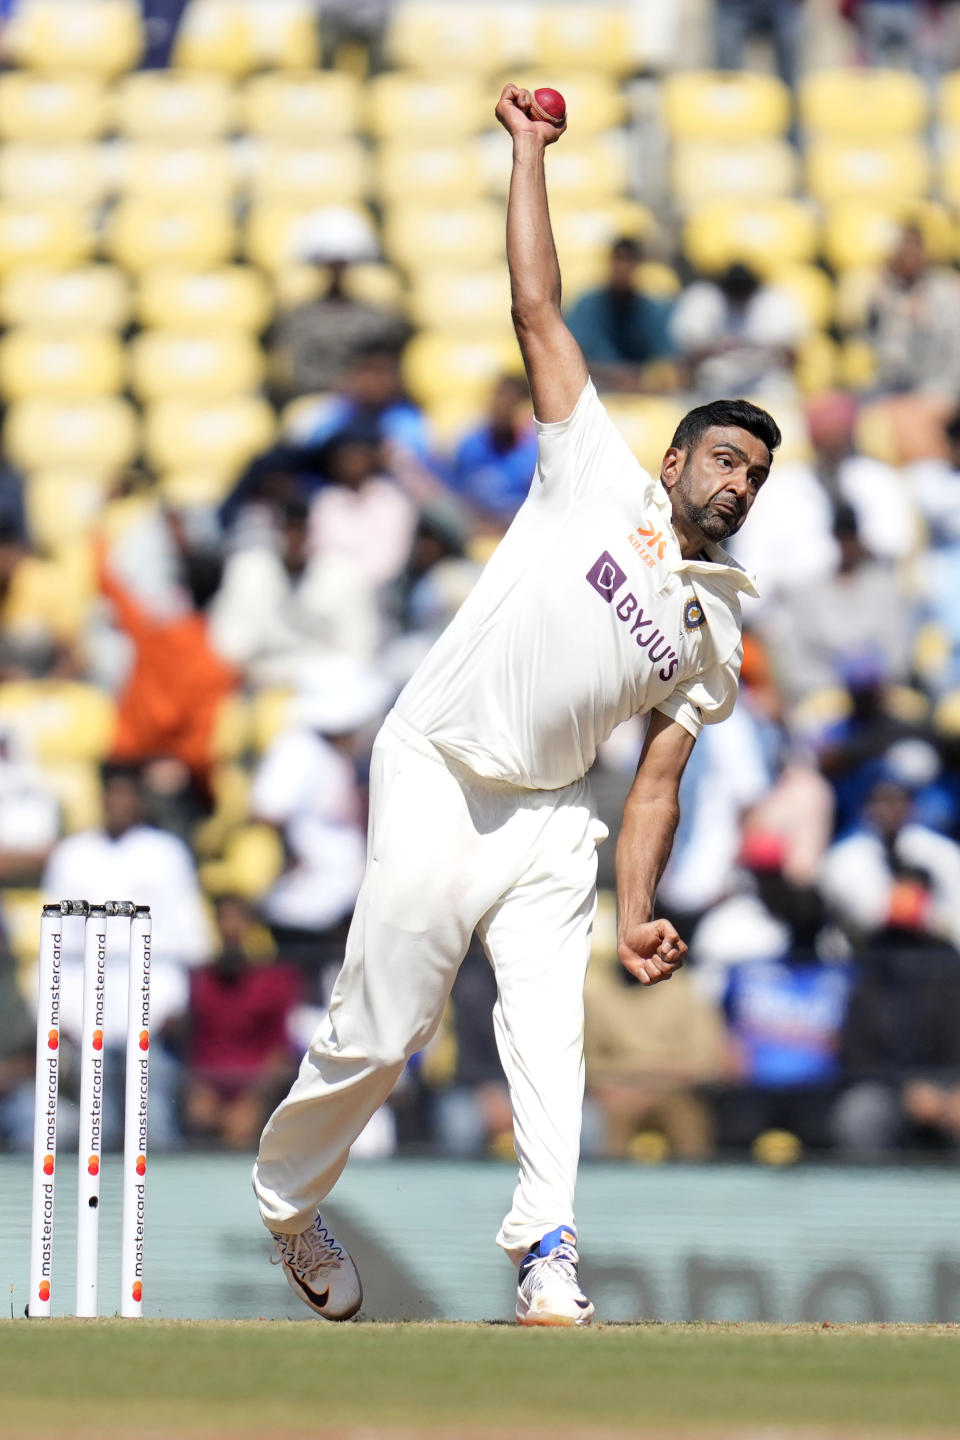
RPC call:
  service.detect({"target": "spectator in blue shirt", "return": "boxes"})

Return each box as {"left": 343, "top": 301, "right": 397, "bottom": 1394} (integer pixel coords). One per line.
{"left": 447, "top": 375, "right": 538, "bottom": 523}
{"left": 565, "top": 236, "right": 675, "bottom": 393}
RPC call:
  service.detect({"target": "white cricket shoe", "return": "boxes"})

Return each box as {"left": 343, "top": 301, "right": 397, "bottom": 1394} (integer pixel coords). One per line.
{"left": 516, "top": 1225, "right": 595, "bottom": 1327}
{"left": 270, "top": 1212, "right": 362, "bottom": 1320}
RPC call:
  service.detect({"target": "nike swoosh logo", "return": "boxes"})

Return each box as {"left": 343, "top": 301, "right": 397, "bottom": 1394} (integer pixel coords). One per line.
{"left": 290, "top": 1270, "right": 330, "bottom": 1309}
{"left": 575, "top": 1298, "right": 591, "bottom": 1309}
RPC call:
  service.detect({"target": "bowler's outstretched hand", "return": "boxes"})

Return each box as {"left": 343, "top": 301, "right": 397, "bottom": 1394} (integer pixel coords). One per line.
{"left": 618, "top": 918, "right": 687, "bottom": 986}
{"left": 496, "top": 84, "right": 567, "bottom": 144}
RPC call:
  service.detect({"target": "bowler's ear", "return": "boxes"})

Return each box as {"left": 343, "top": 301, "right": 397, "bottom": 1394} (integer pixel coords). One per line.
{"left": 660, "top": 446, "right": 684, "bottom": 492}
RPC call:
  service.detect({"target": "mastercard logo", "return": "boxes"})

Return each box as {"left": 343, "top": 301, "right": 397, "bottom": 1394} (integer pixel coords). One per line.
{"left": 42, "top": 1154, "right": 54, "bottom": 1175}
{"left": 87, "top": 1155, "right": 99, "bottom": 1176}
{"left": 92, "top": 1029, "right": 103, "bottom": 1051}
{"left": 47, "top": 1030, "right": 58, "bottom": 1050}
{"left": 132, "top": 1281, "right": 142, "bottom": 1302}
{"left": 139, "top": 1031, "right": 149, "bottom": 1051}
{"left": 136, "top": 1155, "right": 146, "bottom": 1176}
{"left": 38, "top": 1281, "right": 50, "bottom": 1302}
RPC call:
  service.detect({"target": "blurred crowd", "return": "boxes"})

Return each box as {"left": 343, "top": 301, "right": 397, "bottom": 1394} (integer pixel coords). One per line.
{"left": 3, "top": 0, "right": 960, "bottom": 1165}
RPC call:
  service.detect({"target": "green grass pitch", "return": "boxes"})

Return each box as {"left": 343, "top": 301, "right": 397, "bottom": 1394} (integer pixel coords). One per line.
{"left": 2, "top": 1320, "right": 959, "bottom": 1438}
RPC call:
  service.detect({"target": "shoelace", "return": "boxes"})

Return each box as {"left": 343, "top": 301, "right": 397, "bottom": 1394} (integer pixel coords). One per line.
{"left": 522, "top": 1242, "right": 582, "bottom": 1295}
{"left": 270, "top": 1220, "right": 345, "bottom": 1278}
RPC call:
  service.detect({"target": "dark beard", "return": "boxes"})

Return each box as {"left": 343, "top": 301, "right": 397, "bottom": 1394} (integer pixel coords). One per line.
{"left": 675, "top": 482, "right": 739, "bottom": 543}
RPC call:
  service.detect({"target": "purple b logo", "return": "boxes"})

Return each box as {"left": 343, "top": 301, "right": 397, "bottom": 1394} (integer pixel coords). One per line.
{"left": 586, "top": 551, "right": 626, "bottom": 603}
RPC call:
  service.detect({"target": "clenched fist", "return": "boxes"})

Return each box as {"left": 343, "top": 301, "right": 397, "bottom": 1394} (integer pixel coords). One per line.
{"left": 618, "top": 918, "right": 687, "bottom": 986}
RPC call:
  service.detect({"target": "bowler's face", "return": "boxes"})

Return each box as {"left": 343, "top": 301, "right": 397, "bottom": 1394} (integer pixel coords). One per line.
{"left": 665, "top": 426, "right": 771, "bottom": 543}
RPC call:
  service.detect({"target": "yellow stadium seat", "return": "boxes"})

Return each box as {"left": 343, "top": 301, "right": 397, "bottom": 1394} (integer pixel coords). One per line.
{"left": 172, "top": 0, "right": 256, "bottom": 76}
{"left": 549, "top": 202, "right": 657, "bottom": 265}
{"left": 194, "top": 757, "right": 252, "bottom": 854}
{"left": 382, "top": 201, "right": 503, "bottom": 271}
{"left": 484, "top": 133, "right": 631, "bottom": 204}
{"left": 834, "top": 265, "right": 881, "bottom": 331}
{"left": 0, "top": 74, "right": 108, "bottom": 141}
{"left": 245, "top": 0, "right": 320, "bottom": 69}
{"left": 773, "top": 263, "right": 835, "bottom": 330}
{"left": 805, "top": 139, "right": 930, "bottom": 206}
{"left": 538, "top": 138, "right": 633, "bottom": 208}
{"left": 670, "top": 139, "right": 798, "bottom": 208}
{"left": 137, "top": 266, "right": 271, "bottom": 332}
{"left": 244, "top": 202, "right": 377, "bottom": 271}
{"left": 251, "top": 688, "right": 293, "bottom": 752}
{"left": 113, "top": 72, "right": 236, "bottom": 140}
{"left": 407, "top": 267, "right": 511, "bottom": 333}
{"left": 501, "top": 72, "right": 628, "bottom": 136}
{"left": 402, "top": 331, "right": 521, "bottom": 407}
{"left": 106, "top": 202, "right": 235, "bottom": 271}
{"left": 241, "top": 71, "right": 361, "bottom": 139}
{"left": 0, "top": 266, "right": 131, "bottom": 331}
{"left": 0, "top": 203, "right": 93, "bottom": 273}
{"left": 25, "top": 469, "right": 113, "bottom": 553}
{"left": 5, "top": 397, "right": 138, "bottom": 470}
{"left": 799, "top": 68, "right": 927, "bottom": 139}
{"left": 387, "top": 3, "right": 521, "bottom": 72}
{"left": 374, "top": 140, "right": 486, "bottom": 205}
{"left": 4, "top": 888, "right": 45, "bottom": 969}
{"left": 839, "top": 335, "right": 878, "bottom": 391}
{"left": 0, "top": 331, "right": 125, "bottom": 401}
{"left": 119, "top": 143, "right": 237, "bottom": 204}
{"left": 663, "top": 71, "right": 791, "bottom": 141}
{"left": 938, "top": 141, "right": 960, "bottom": 207}
{"left": 939, "top": 70, "right": 960, "bottom": 130}
{"left": 207, "top": 704, "right": 253, "bottom": 767}
{"left": 795, "top": 331, "right": 840, "bottom": 395}
{"left": 6, "top": 0, "right": 143, "bottom": 76}
{"left": 43, "top": 760, "right": 103, "bottom": 834}
{"left": 822, "top": 200, "right": 953, "bottom": 271}
{"left": 366, "top": 74, "right": 489, "bottom": 140}
{"left": 0, "top": 680, "right": 115, "bottom": 763}
{"left": 683, "top": 200, "right": 818, "bottom": 278}
{"left": 130, "top": 331, "right": 264, "bottom": 401}
{"left": 247, "top": 141, "right": 372, "bottom": 206}
{"left": 534, "top": 5, "right": 635, "bottom": 78}
{"left": 0, "top": 143, "right": 110, "bottom": 206}
{"left": 158, "top": 469, "right": 237, "bottom": 509}
{"left": 143, "top": 396, "right": 276, "bottom": 473}
{"left": 199, "top": 823, "right": 285, "bottom": 902}
{"left": 602, "top": 397, "right": 685, "bottom": 475}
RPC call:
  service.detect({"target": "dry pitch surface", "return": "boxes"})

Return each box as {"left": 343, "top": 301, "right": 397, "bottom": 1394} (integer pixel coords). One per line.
{"left": 2, "top": 1320, "right": 958, "bottom": 1440}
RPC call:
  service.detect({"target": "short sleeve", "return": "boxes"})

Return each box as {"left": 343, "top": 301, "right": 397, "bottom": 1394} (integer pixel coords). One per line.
{"left": 533, "top": 380, "right": 649, "bottom": 506}
{"left": 654, "top": 640, "right": 744, "bottom": 740}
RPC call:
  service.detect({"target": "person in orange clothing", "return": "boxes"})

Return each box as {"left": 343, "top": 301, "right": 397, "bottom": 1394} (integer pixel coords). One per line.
{"left": 95, "top": 526, "right": 238, "bottom": 800}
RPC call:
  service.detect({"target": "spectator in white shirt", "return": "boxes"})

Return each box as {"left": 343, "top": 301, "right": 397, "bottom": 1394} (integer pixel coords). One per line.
{"left": 820, "top": 765, "right": 960, "bottom": 953}
{"left": 251, "top": 658, "right": 389, "bottom": 989}
{"left": 670, "top": 261, "right": 808, "bottom": 400}
{"left": 209, "top": 496, "right": 379, "bottom": 687}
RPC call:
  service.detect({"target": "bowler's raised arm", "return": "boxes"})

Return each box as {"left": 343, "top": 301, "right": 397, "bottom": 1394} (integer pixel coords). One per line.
{"left": 496, "top": 84, "right": 589, "bottom": 423}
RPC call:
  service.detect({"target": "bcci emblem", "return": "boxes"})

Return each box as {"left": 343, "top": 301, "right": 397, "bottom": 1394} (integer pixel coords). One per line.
{"left": 683, "top": 598, "right": 706, "bottom": 631}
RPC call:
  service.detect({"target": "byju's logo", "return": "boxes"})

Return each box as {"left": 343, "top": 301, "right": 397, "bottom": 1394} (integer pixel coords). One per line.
{"left": 586, "top": 551, "right": 626, "bottom": 602}
{"left": 585, "top": 549, "right": 679, "bottom": 682}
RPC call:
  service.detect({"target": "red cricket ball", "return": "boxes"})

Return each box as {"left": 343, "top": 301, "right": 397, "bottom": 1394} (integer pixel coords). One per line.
{"left": 531, "top": 87, "right": 566, "bottom": 124}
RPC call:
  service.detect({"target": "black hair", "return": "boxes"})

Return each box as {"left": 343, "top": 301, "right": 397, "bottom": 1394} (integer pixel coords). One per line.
{"left": 610, "top": 234, "right": 642, "bottom": 261}
{"left": 671, "top": 398, "right": 782, "bottom": 461}
{"left": 100, "top": 760, "right": 143, "bottom": 788}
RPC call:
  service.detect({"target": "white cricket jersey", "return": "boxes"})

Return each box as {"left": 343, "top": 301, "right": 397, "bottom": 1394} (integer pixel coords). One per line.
{"left": 395, "top": 381, "right": 759, "bottom": 790}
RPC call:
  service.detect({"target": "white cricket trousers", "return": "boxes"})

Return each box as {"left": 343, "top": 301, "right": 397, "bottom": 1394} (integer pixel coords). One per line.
{"left": 253, "top": 710, "right": 606, "bottom": 1262}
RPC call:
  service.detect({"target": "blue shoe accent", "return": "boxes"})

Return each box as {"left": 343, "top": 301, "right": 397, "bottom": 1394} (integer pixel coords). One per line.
{"left": 536, "top": 1225, "right": 578, "bottom": 1258}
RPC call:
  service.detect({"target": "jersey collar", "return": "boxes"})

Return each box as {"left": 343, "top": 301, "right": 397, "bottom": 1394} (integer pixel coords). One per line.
{"left": 649, "top": 478, "right": 760, "bottom": 599}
